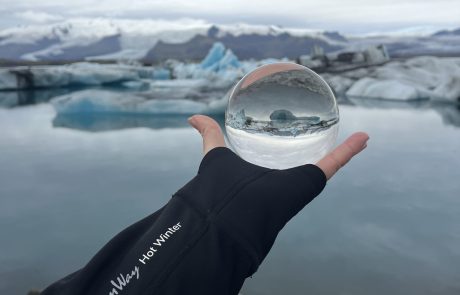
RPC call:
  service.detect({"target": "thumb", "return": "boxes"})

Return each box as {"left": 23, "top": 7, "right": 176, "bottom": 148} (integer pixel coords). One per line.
{"left": 316, "top": 132, "right": 369, "bottom": 180}
{"left": 188, "top": 115, "right": 226, "bottom": 155}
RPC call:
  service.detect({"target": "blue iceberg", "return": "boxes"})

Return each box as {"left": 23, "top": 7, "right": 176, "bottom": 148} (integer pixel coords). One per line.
{"left": 200, "top": 42, "right": 226, "bottom": 69}
{"left": 200, "top": 42, "right": 241, "bottom": 72}
{"left": 51, "top": 89, "right": 227, "bottom": 115}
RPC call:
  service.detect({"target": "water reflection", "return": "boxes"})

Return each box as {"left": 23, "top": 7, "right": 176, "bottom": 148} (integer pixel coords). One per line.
{"left": 0, "top": 86, "right": 150, "bottom": 109}
{"left": 1, "top": 101, "right": 460, "bottom": 295}
{"left": 0, "top": 88, "right": 72, "bottom": 108}
{"left": 49, "top": 98, "right": 460, "bottom": 132}
{"left": 52, "top": 113, "right": 226, "bottom": 132}
{"left": 433, "top": 103, "right": 460, "bottom": 127}
{"left": 2, "top": 88, "right": 459, "bottom": 131}
{"left": 345, "top": 96, "right": 460, "bottom": 128}
{"left": 346, "top": 96, "right": 431, "bottom": 109}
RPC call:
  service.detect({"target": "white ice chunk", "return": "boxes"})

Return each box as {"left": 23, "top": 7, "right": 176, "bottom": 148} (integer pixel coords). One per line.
{"left": 344, "top": 57, "right": 460, "bottom": 101}
{"left": 321, "top": 74, "right": 354, "bottom": 94}
{"left": 346, "top": 78, "right": 422, "bottom": 100}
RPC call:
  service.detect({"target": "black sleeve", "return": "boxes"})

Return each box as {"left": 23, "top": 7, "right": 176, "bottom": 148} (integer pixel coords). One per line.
{"left": 40, "top": 146, "right": 327, "bottom": 295}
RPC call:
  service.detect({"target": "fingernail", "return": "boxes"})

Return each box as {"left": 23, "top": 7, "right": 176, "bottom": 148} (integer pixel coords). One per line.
{"left": 187, "top": 116, "right": 195, "bottom": 124}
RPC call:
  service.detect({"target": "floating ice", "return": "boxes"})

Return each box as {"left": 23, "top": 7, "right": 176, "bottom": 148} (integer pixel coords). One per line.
{"left": 200, "top": 42, "right": 226, "bottom": 69}
{"left": 170, "top": 42, "right": 244, "bottom": 88}
{"left": 121, "top": 80, "right": 150, "bottom": 90}
{"left": 345, "top": 57, "right": 460, "bottom": 101}
{"left": 200, "top": 43, "right": 241, "bottom": 72}
{"left": 217, "top": 50, "right": 241, "bottom": 71}
{"left": 321, "top": 74, "right": 354, "bottom": 94}
{"left": 346, "top": 78, "right": 422, "bottom": 100}
{"left": 152, "top": 68, "right": 171, "bottom": 80}
{"left": 0, "top": 62, "right": 156, "bottom": 90}
{"left": 51, "top": 89, "right": 227, "bottom": 115}
{"left": 225, "top": 62, "right": 339, "bottom": 169}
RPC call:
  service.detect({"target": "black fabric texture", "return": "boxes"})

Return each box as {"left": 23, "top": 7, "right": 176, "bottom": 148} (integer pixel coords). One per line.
{"left": 40, "top": 146, "right": 327, "bottom": 295}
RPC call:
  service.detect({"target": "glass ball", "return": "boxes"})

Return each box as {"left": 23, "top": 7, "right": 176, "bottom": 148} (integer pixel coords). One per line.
{"left": 225, "top": 62, "right": 339, "bottom": 169}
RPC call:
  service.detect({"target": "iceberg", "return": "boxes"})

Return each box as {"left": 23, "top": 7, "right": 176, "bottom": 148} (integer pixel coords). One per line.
{"left": 171, "top": 42, "right": 244, "bottom": 87}
{"left": 200, "top": 42, "right": 241, "bottom": 72}
{"left": 0, "top": 62, "right": 159, "bottom": 90}
{"left": 217, "top": 49, "right": 241, "bottom": 70}
{"left": 152, "top": 68, "right": 171, "bottom": 80}
{"left": 346, "top": 78, "right": 423, "bottom": 100}
{"left": 344, "top": 57, "right": 460, "bottom": 101}
{"left": 146, "top": 79, "right": 224, "bottom": 100}
{"left": 321, "top": 74, "right": 354, "bottom": 94}
{"left": 51, "top": 89, "right": 227, "bottom": 115}
{"left": 172, "top": 62, "right": 242, "bottom": 89}
{"left": 121, "top": 80, "right": 150, "bottom": 90}
{"left": 200, "top": 42, "right": 226, "bottom": 69}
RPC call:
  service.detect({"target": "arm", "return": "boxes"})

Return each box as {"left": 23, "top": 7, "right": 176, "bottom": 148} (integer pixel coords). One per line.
{"left": 40, "top": 115, "right": 368, "bottom": 295}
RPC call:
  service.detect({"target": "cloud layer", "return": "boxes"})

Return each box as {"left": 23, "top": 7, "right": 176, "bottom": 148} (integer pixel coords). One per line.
{"left": 15, "top": 10, "right": 63, "bottom": 23}
{"left": 0, "top": 0, "right": 459, "bottom": 33}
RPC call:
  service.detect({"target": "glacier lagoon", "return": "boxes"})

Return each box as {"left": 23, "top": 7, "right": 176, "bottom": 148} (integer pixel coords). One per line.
{"left": 0, "top": 90, "right": 460, "bottom": 295}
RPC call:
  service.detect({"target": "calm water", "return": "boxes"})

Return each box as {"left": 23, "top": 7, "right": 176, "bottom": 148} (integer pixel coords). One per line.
{"left": 1, "top": 93, "right": 460, "bottom": 295}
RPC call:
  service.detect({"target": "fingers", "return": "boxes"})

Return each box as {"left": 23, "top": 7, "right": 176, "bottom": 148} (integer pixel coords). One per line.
{"left": 188, "top": 115, "right": 226, "bottom": 155}
{"left": 316, "top": 132, "right": 369, "bottom": 180}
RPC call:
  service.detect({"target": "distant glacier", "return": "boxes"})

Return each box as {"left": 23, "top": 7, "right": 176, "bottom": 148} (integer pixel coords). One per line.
{"left": 0, "top": 18, "right": 459, "bottom": 62}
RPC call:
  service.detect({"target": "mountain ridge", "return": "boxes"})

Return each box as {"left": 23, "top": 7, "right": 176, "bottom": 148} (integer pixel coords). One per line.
{"left": 0, "top": 18, "right": 458, "bottom": 62}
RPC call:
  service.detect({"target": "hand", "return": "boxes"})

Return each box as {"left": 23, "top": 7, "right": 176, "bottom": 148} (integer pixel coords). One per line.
{"left": 187, "top": 114, "right": 369, "bottom": 180}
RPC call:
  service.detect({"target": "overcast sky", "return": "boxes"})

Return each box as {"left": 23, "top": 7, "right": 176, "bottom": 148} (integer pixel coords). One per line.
{"left": 0, "top": 0, "right": 458, "bottom": 34}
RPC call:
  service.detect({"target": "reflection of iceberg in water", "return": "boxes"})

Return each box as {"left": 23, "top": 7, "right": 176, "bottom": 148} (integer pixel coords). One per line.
{"left": 346, "top": 96, "right": 460, "bottom": 128}
{"left": 433, "top": 104, "right": 460, "bottom": 128}
{"left": 346, "top": 96, "right": 431, "bottom": 109}
{"left": 226, "top": 108, "right": 338, "bottom": 137}
{"left": 53, "top": 113, "right": 225, "bottom": 132}
{"left": 0, "top": 88, "right": 74, "bottom": 108}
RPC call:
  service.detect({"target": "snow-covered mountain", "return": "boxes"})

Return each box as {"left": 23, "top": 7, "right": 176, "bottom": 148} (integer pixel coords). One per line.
{"left": 0, "top": 18, "right": 346, "bottom": 62}
{"left": 0, "top": 18, "right": 459, "bottom": 62}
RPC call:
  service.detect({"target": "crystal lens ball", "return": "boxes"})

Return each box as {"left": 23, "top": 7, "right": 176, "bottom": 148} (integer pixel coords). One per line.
{"left": 225, "top": 62, "right": 339, "bottom": 169}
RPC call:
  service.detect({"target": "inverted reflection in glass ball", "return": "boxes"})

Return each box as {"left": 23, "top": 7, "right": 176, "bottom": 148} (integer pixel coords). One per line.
{"left": 225, "top": 62, "right": 339, "bottom": 169}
